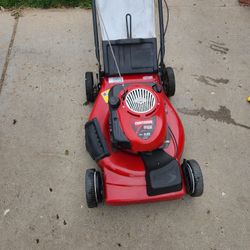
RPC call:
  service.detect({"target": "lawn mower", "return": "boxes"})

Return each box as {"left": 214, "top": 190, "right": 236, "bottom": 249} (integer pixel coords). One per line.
{"left": 84, "top": 0, "right": 204, "bottom": 208}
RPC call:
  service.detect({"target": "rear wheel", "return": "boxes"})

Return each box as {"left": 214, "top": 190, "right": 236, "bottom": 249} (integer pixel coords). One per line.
{"left": 85, "top": 169, "right": 103, "bottom": 208}
{"left": 162, "top": 67, "right": 176, "bottom": 97}
{"left": 182, "top": 160, "right": 204, "bottom": 197}
{"left": 85, "top": 72, "right": 96, "bottom": 103}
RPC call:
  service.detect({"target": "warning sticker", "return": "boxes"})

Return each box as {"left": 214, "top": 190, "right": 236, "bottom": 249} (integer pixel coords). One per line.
{"left": 108, "top": 77, "right": 124, "bottom": 84}
{"left": 143, "top": 76, "right": 154, "bottom": 80}
{"left": 101, "top": 89, "right": 110, "bottom": 104}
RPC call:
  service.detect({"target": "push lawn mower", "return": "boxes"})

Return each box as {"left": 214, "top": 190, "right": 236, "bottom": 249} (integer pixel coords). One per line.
{"left": 84, "top": 0, "right": 204, "bottom": 207}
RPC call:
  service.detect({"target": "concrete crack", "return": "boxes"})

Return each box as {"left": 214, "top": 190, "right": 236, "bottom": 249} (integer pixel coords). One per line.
{"left": 0, "top": 15, "right": 19, "bottom": 94}
{"left": 193, "top": 74, "right": 229, "bottom": 87}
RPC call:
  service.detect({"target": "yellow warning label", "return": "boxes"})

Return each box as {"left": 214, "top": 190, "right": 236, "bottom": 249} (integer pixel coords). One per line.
{"left": 101, "top": 89, "right": 110, "bottom": 104}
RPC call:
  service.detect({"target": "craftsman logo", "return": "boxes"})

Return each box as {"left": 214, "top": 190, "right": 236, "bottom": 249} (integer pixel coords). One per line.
{"left": 134, "top": 120, "right": 153, "bottom": 126}
{"left": 133, "top": 118, "right": 156, "bottom": 140}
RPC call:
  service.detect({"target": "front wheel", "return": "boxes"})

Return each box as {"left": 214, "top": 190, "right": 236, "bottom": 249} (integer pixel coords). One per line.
{"left": 182, "top": 160, "right": 204, "bottom": 197}
{"left": 85, "top": 169, "right": 103, "bottom": 208}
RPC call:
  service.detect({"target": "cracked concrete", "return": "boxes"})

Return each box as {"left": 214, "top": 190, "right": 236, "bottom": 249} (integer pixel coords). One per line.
{"left": 0, "top": 1, "right": 250, "bottom": 249}
{"left": 192, "top": 75, "right": 229, "bottom": 87}
{"left": 0, "top": 13, "right": 15, "bottom": 85}
{"left": 0, "top": 16, "right": 19, "bottom": 93}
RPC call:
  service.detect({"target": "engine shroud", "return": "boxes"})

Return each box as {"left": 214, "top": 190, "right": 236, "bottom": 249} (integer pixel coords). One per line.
{"left": 109, "top": 84, "right": 167, "bottom": 153}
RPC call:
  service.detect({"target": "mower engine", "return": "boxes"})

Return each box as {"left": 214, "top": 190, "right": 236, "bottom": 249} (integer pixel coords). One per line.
{"left": 109, "top": 83, "right": 167, "bottom": 153}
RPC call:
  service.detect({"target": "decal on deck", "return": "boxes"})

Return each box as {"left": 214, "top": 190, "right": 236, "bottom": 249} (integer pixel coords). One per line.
{"left": 101, "top": 89, "right": 110, "bottom": 103}
{"left": 108, "top": 77, "right": 124, "bottom": 84}
{"left": 132, "top": 117, "right": 156, "bottom": 140}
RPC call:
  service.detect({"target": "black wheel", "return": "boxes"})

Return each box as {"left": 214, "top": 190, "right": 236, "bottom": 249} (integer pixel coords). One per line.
{"left": 162, "top": 67, "right": 176, "bottom": 97}
{"left": 182, "top": 160, "right": 204, "bottom": 197}
{"left": 85, "top": 72, "right": 96, "bottom": 103}
{"left": 85, "top": 169, "right": 103, "bottom": 208}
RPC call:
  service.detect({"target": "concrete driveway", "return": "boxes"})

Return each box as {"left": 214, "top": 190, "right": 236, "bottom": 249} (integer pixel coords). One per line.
{"left": 0, "top": 1, "right": 249, "bottom": 249}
